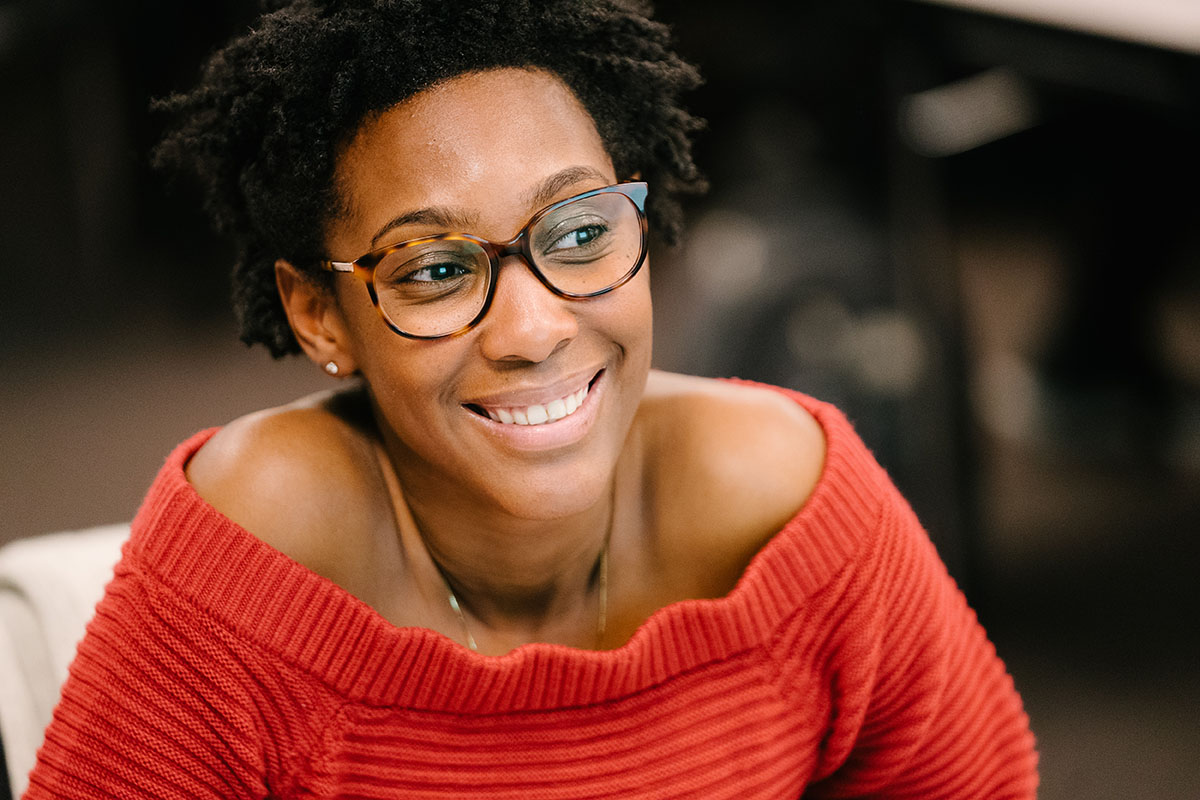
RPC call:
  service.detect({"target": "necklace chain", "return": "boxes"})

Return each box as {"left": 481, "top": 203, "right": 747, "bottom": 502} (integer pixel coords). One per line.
{"left": 376, "top": 441, "right": 611, "bottom": 652}
{"left": 445, "top": 587, "right": 478, "bottom": 651}
{"left": 435, "top": 537, "right": 609, "bottom": 652}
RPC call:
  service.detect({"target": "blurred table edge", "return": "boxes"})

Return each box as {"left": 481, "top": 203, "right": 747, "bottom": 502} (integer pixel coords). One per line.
{"left": 910, "top": 0, "right": 1200, "bottom": 54}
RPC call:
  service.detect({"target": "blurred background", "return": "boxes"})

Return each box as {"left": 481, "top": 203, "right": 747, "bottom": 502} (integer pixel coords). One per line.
{"left": 1, "top": 0, "right": 1197, "bottom": 797}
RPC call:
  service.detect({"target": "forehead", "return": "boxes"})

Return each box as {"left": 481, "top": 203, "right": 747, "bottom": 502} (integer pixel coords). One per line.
{"left": 332, "top": 68, "right": 616, "bottom": 237}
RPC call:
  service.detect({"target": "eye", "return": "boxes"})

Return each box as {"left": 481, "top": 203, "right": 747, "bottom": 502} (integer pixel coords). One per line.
{"left": 548, "top": 224, "right": 608, "bottom": 251}
{"left": 376, "top": 243, "right": 484, "bottom": 287}
{"left": 405, "top": 262, "right": 471, "bottom": 282}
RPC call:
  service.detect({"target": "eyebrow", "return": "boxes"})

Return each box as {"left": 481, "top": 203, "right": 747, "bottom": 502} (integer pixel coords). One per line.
{"left": 368, "top": 165, "right": 612, "bottom": 250}
{"left": 369, "top": 207, "right": 479, "bottom": 250}
{"left": 521, "top": 165, "right": 611, "bottom": 211}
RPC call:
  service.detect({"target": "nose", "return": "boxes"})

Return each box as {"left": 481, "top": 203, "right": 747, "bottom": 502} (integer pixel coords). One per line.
{"left": 475, "top": 255, "right": 578, "bottom": 363}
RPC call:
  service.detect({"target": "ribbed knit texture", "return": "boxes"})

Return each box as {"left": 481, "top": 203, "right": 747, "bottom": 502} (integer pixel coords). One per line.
{"left": 24, "top": 386, "right": 1037, "bottom": 799}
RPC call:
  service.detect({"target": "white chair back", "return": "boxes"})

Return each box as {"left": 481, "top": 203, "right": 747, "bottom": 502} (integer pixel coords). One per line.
{"left": 0, "top": 524, "right": 129, "bottom": 798}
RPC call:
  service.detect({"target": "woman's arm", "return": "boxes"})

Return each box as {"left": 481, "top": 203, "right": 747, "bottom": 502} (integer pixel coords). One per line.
{"left": 806, "top": 490, "right": 1038, "bottom": 799}
{"left": 23, "top": 561, "right": 269, "bottom": 800}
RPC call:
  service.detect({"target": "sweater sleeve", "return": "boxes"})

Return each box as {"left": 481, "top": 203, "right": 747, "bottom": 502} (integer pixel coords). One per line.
{"left": 22, "top": 559, "right": 269, "bottom": 800}
{"left": 806, "top": 490, "right": 1038, "bottom": 799}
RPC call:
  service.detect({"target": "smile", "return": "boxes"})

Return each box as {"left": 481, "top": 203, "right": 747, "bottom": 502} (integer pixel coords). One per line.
{"left": 462, "top": 370, "right": 606, "bottom": 451}
{"left": 465, "top": 370, "right": 602, "bottom": 427}
{"left": 481, "top": 384, "right": 590, "bottom": 426}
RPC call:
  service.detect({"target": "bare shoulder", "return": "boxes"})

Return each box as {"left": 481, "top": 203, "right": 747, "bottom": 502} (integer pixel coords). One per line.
{"left": 637, "top": 371, "right": 826, "bottom": 578}
{"left": 185, "top": 388, "right": 389, "bottom": 580}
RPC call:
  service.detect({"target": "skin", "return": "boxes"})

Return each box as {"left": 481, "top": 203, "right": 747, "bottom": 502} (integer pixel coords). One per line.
{"left": 187, "top": 68, "right": 826, "bottom": 655}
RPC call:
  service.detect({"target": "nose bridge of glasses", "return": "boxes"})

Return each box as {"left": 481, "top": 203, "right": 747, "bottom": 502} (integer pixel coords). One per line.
{"left": 493, "top": 234, "right": 529, "bottom": 264}
{"left": 490, "top": 236, "right": 568, "bottom": 307}
{"left": 487, "top": 231, "right": 552, "bottom": 291}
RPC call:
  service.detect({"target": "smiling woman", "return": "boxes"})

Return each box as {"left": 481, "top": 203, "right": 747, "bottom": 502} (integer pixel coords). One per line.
{"left": 21, "top": 1, "right": 1037, "bottom": 798}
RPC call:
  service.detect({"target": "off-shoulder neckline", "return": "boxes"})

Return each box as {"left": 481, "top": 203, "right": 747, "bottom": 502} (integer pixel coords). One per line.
{"left": 126, "top": 382, "right": 889, "bottom": 711}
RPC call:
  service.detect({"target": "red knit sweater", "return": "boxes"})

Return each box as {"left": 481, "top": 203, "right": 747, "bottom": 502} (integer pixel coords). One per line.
{"left": 25, "top": 389, "right": 1037, "bottom": 799}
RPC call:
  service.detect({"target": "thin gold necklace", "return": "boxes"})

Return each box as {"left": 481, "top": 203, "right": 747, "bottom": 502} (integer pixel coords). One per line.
{"left": 422, "top": 496, "right": 614, "bottom": 653}
{"left": 373, "top": 442, "right": 612, "bottom": 650}
{"left": 431, "top": 535, "right": 609, "bottom": 652}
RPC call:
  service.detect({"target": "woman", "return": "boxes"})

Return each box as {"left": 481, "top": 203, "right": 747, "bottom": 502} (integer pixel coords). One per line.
{"left": 25, "top": 1, "right": 1037, "bottom": 797}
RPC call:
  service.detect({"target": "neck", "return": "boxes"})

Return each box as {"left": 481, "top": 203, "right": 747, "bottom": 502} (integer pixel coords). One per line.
{"left": 409, "top": 489, "right": 613, "bottom": 635}
{"left": 430, "top": 514, "right": 611, "bottom": 654}
{"left": 372, "top": 436, "right": 619, "bottom": 651}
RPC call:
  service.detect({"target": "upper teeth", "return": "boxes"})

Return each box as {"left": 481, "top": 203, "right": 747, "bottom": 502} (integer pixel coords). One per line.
{"left": 485, "top": 385, "right": 589, "bottom": 425}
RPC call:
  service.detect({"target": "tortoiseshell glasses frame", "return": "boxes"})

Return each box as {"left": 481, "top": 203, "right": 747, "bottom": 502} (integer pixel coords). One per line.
{"left": 320, "top": 181, "right": 649, "bottom": 339}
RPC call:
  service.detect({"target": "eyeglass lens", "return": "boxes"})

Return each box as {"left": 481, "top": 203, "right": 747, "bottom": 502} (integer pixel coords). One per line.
{"left": 372, "top": 191, "right": 642, "bottom": 337}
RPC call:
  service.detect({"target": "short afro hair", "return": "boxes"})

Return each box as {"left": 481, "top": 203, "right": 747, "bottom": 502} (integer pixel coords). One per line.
{"left": 153, "top": 0, "right": 707, "bottom": 357}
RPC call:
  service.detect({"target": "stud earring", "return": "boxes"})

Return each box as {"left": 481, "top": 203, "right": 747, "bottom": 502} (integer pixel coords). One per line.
{"left": 324, "top": 361, "right": 340, "bottom": 376}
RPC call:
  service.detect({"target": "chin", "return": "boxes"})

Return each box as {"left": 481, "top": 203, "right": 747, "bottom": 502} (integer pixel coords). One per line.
{"left": 482, "top": 452, "right": 618, "bottom": 522}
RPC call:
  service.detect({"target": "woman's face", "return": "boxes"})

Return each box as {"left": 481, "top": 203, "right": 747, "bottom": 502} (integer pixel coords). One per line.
{"left": 324, "top": 68, "right": 652, "bottom": 520}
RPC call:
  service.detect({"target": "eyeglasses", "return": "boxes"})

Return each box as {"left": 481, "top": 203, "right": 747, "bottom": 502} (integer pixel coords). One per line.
{"left": 320, "top": 181, "right": 648, "bottom": 339}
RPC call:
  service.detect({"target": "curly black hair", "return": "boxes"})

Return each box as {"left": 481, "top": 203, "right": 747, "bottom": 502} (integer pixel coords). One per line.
{"left": 153, "top": 0, "right": 706, "bottom": 357}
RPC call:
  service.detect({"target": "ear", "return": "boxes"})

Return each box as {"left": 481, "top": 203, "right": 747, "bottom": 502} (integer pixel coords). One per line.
{"left": 275, "top": 259, "right": 359, "bottom": 377}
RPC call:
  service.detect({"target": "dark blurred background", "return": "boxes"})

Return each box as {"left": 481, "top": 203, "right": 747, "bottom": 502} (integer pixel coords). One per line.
{"left": 1, "top": 1, "right": 1198, "bottom": 797}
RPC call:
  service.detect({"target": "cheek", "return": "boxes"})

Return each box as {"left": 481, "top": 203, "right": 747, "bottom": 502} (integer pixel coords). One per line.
{"left": 334, "top": 281, "right": 428, "bottom": 380}
{"left": 330, "top": 284, "right": 447, "bottom": 407}
{"left": 617, "top": 269, "right": 653, "bottom": 352}
{"left": 361, "top": 346, "right": 472, "bottom": 464}
{"left": 332, "top": 279, "right": 383, "bottom": 345}
{"left": 365, "top": 342, "right": 465, "bottom": 411}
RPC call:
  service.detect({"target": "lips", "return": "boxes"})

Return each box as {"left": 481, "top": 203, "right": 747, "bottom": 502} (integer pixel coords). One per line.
{"left": 465, "top": 371, "right": 601, "bottom": 426}
{"left": 482, "top": 384, "right": 589, "bottom": 425}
